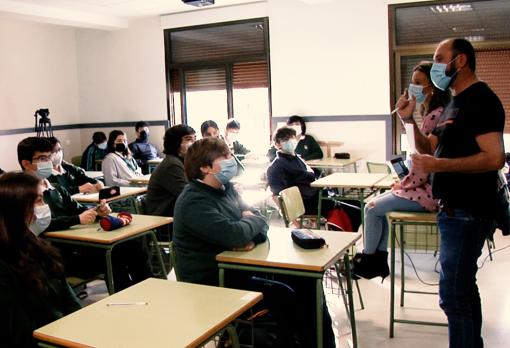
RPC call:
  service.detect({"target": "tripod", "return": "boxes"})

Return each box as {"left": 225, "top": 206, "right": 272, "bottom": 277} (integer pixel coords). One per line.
{"left": 34, "top": 110, "right": 54, "bottom": 138}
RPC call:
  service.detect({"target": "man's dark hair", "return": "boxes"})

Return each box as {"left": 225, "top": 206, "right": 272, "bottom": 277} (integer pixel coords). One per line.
{"left": 287, "top": 115, "right": 306, "bottom": 135}
{"left": 92, "top": 132, "right": 107, "bottom": 145}
{"left": 135, "top": 121, "right": 149, "bottom": 132}
{"left": 17, "top": 137, "right": 52, "bottom": 169}
{"left": 226, "top": 119, "right": 241, "bottom": 130}
{"left": 184, "top": 137, "right": 230, "bottom": 180}
{"left": 46, "top": 136, "right": 60, "bottom": 148}
{"left": 273, "top": 127, "right": 297, "bottom": 144}
{"left": 163, "top": 124, "right": 196, "bottom": 156}
{"left": 451, "top": 38, "right": 476, "bottom": 71}
{"left": 200, "top": 120, "right": 219, "bottom": 136}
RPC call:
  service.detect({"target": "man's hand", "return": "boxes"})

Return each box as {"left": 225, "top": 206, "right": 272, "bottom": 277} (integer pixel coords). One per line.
{"left": 411, "top": 153, "right": 438, "bottom": 173}
{"left": 79, "top": 183, "right": 97, "bottom": 194}
{"left": 232, "top": 241, "right": 255, "bottom": 252}
{"left": 242, "top": 210, "right": 255, "bottom": 217}
{"left": 94, "top": 181, "right": 104, "bottom": 190}
{"left": 79, "top": 208, "right": 98, "bottom": 224}
{"left": 96, "top": 199, "right": 112, "bottom": 217}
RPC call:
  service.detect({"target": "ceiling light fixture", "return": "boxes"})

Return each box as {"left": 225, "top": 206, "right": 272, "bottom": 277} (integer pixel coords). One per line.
{"left": 181, "top": 0, "right": 215, "bottom": 7}
{"left": 452, "top": 27, "right": 486, "bottom": 32}
{"left": 430, "top": 3, "right": 473, "bottom": 14}
{"left": 465, "top": 35, "right": 485, "bottom": 42}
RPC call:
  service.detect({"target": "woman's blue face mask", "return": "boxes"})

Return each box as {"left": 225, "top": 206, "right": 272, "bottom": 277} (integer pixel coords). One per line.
{"left": 408, "top": 84, "right": 428, "bottom": 104}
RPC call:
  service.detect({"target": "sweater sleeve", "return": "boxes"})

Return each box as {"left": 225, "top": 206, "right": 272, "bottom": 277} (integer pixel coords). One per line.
{"left": 45, "top": 187, "right": 85, "bottom": 231}
{"left": 180, "top": 195, "right": 268, "bottom": 249}
{"left": 102, "top": 155, "right": 130, "bottom": 187}
{"left": 266, "top": 160, "right": 287, "bottom": 196}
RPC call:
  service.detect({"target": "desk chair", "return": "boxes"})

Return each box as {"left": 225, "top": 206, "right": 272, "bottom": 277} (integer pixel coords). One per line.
{"left": 71, "top": 155, "right": 82, "bottom": 167}
{"left": 366, "top": 161, "right": 391, "bottom": 174}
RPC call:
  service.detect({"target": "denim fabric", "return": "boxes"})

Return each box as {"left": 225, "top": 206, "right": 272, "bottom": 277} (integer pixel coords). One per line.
{"left": 438, "top": 209, "right": 493, "bottom": 348}
{"left": 363, "top": 191, "right": 426, "bottom": 253}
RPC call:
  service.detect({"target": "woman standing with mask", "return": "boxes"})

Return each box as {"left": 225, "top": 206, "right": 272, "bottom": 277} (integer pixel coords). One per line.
{"left": 0, "top": 172, "right": 81, "bottom": 347}
{"left": 352, "top": 61, "right": 450, "bottom": 281}
{"left": 102, "top": 130, "right": 142, "bottom": 187}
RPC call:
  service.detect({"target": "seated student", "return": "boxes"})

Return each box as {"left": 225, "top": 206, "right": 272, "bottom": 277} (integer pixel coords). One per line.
{"left": 0, "top": 171, "right": 81, "bottom": 348}
{"left": 128, "top": 121, "right": 160, "bottom": 174}
{"left": 200, "top": 119, "right": 220, "bottom": 138}
{"left": 0, "top": 167, "right": 4, "bottom": 175}
{"left": 103, "top": 130, "right": 143, "bottom": 187}
{"left": 352, "top": 61, "right": 449, "bottom": 281}
{"left": 18, "top": 137, "right": 154, "bottom": 291}
{"left": 223, "top": 119, "right": 251, "bottom": 160}
{"left": 80, "top": 131, "right": 107, "bottom": 171}
{"left": 267, "top": 115, "right": 323, "bottom": 162}
{"left": 174, "top": 137, "right": 336, "bottom": 348}
{"left": 267, "top": 127, "right": 332, "bottom": 216}
{"left": 145, "top": 125, "right": 195, "bottom": 218}
{"left": 47, "top": 137, "right": 104, "bottom": 195}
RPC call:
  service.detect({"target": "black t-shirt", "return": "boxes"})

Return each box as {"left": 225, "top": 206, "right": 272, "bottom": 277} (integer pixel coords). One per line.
{"left": 431, "top": 81, "right": 505, "bottom": 218}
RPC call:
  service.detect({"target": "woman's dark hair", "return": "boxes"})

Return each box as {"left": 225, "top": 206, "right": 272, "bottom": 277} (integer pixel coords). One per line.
{"left": 0, "top": 172, "right": 64, "bottom": 292}
{"left": 163, "top": 124, "right": 196, "bottom": 156}
{"left": 273, "top": 127, "right": 297, "bottom": 144}
{"left": 184, "top": 137, "right": 230, "bottom": 180}
{"left": 107, "top": 130, "right": 130, "bottom": 156}
{"left": 200, "top": 120, "right": 219, "bottom": 136}
{"left": 413, "top": 61, "right": 450, "bottom": 114}
{"left": 92, "top": 132, "right": 107, "bottom": 145}
{"left": 287, "top": 115, "right": 306, "bottom": 135}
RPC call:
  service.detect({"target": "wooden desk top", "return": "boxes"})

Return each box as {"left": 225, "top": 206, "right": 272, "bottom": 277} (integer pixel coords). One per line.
{"left": 71, "top": 186, "right": 147, "bottom": 203}
{"left": 44, "top": 214, "right": 172, "bottom": 244}
{"left": 84, "top": 171, "right": 104, "bottom": 179}
{"left": 217, "top": 227, "right": 361, "bottom": 272}
{"left": 33, "top": 278, "right": 262, "bottom": 348}
{"left": 311, "top": 172, "right": 389, "bottom": 189}
{"left": 372, "top": 174, "right": 395, "bottom": 189}
{"left": 129, "top": 174, "right": 151, "bottom": 185}
{"left": 240, "top": 189, "right": 272, "bottom": 207}
{"left": 147, "top": 158, "right": 163, "bottom": 164}
{"left": 307, "top": 157, "right": 360, "bottom": 169}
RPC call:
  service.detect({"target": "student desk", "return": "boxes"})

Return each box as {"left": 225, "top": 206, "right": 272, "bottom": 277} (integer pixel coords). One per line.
{"left": 307, "top": 157, "right": 361, "bottom": 173}
{"left": 71, "top": 186, "right": 147, "bottom": 204}
{"left": 83, "top": 171, "right": 104, "bottom": 180}
{"left": 147, "top": 158, "right": 163, "bottom": 173}
{"left": 311, "top": 172, "right": 393, "bottom": 229}
{"left": 44, "top": 214, "right": 172, "bottom": 294}
{"left": 33, "top": 278, "right": 263, "bottom": 348}
{"left": 129, "top": 174, "right": 151, "bottom": 186}
{"left": 216, "top": 227, "right": 361, "bottom": 348}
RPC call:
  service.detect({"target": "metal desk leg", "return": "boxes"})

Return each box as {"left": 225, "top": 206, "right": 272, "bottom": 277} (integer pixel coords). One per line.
{"left": 344, "top": 254, "right": 358, "bottom": 348}
{"left": 316, "top": 278, "right": 324, "bottom": 348}
{"left": 317, "top": 188, "right": 324, "bottom": 229}
{"left": 105, "top": 248, "right": 114, "bottom": 295}
{"left": 148, "top": 231, "right": 167, "bottom": 278}
{"left": 219, "top": 267, "right": 225, "bottom": 287}
{"left": 225, "top": 325, "right": 240, "bottom": 348}
{"left": 400, "top": 224, "right": 405, "bottom": 307}
{"left": 389, "top": 221, "right": 396, "bottom": 338}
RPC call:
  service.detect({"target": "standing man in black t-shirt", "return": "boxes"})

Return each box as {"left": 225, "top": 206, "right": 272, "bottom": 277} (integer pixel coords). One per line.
{"left": 397, "top": 38, "right": 505, "bottom": 348}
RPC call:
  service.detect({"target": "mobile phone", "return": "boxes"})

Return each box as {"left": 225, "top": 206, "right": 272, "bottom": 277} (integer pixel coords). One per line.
{"left": 390, "top": 157, "right": 409, "bottom": 180}
{"left": 98, "top": 186, "right": 120, "bottom": 200}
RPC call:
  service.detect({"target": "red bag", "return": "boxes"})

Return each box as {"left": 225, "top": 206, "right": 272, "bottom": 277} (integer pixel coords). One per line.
{"left": 326, "top": 207, "right": 353, "bottom": 232}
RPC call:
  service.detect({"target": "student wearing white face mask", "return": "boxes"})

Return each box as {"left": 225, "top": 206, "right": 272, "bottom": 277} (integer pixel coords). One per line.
{"left": 47, "top": 137, "right": 103, "bottom": 195}
{"left": 267, "top": 127, "right": 332, "bottom": 215}
{"left": 0, "top": 171, "right": 81, "bottom": 347}
{"left": 80, "top": 131, "right": 108, "bottom": 171}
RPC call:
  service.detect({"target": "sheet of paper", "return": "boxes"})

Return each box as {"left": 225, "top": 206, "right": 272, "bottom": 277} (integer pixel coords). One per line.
{"left": 404, "top": 123, "right": 417, "bottom": 154}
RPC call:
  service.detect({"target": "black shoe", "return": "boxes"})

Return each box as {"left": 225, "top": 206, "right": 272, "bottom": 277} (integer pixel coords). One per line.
{"left": 352, "top": 250, "right": 389, "bottom": 282}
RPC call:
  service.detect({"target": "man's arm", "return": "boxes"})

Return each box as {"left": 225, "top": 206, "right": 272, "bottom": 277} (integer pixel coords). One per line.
{"left": 412, "top": 132, "right": 505, "bottom": 174}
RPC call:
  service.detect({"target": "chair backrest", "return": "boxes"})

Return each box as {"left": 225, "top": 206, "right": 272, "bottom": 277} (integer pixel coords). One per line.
{"left": 71, "top": 155, "right": 82, "bottom": 167}
{"left": 366, "top": 161, "right": 391, "bottom": 174}
{"left": 168, "top": 241, "right": 179, "bottom": 281}
{"left": 278, "top": 186, "right": 305, "bottom": 227}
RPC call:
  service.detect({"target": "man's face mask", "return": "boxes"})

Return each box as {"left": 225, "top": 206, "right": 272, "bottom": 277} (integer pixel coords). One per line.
{"left": 36, "top": 161, "right": 53, "bottom": 179}
{"left": 281, "top": 139, "right": 298, "bottom": 155}
{"left": 52, "top": 150, "right": 63, "bottom": 167}
{"left": 139, "top": 130, "right": 149, "bottom": 141}
{"left": 213, "top": 157, "right": 238, "bottom": 185}
{"left": 98, "top": 142, "right": 107, "bottom": 150}
{"left": 431, "top": 55, "right": 459, "bottom": 91}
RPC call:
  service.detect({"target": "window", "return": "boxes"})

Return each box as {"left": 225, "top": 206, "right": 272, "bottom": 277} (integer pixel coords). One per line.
{"left": 164, "top": 18, "right": 271, "bottom": 153}
{"left": 389, "top": 0, "right": 510, "bottom": 154}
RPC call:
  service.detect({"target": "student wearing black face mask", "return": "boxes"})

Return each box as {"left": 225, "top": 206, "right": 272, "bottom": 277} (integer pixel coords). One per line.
{"left": 128, "top": 121, "right": 161, "bottom": 174}
{"left": 102, "top": 130, "right": 142, "bottom": 186}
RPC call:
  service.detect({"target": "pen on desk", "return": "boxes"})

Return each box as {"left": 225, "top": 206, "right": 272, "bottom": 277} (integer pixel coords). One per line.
{"left": 106, "top": 302, "right": 148, "bottom": 306}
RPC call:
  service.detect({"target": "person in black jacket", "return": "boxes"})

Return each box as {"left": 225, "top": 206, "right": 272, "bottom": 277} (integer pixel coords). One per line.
{"left": 17, "top": 137, "right": 155, "bottom": 292}
{"left": 128, "top": 121, "right": 160, "bottom": 174}
{"left": 47, "top": 137, "right": 104, "bottom": 195}
{"left": 80, "top": 132, "right": 107, "bottom": 171}
{"left": 0, "top": 171, "right": 81, "bottom": 347}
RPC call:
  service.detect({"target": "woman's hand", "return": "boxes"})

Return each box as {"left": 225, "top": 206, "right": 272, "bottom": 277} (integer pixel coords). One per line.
{"left": 395, "top": 89, "right": 416, "bottom": 122}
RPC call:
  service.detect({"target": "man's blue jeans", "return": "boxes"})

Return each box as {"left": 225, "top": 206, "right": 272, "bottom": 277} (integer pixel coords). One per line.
{"left": 437, "top": 208, "right": 494, "bottom": 348}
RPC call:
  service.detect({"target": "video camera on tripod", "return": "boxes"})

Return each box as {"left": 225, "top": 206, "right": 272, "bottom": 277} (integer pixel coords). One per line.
{"left": 34, "top": 108, "right": 53, "bottom": 137}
